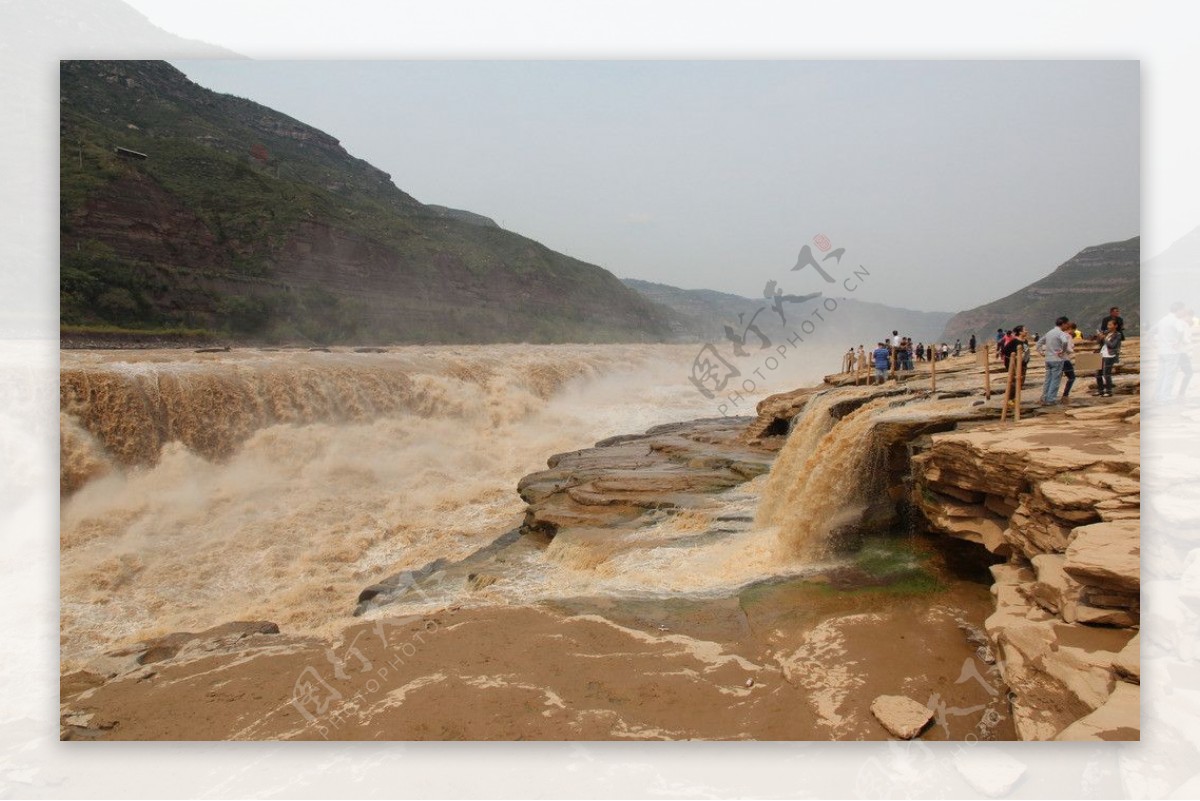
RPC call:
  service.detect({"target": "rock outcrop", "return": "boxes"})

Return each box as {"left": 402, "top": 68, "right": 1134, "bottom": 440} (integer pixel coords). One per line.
{"left": 518, "top": 417, "right": 774, "bottom": 539}
{"left": 354, "top": 416, "right": 777, "bottom": 616}
{"left": 912, "top": 398, "right": 1140, "bottom": 740}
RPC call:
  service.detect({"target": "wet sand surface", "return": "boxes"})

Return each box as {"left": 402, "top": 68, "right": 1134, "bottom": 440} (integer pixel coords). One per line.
{"left": 62, "top": 540, "right": 1014, "bottom": 741}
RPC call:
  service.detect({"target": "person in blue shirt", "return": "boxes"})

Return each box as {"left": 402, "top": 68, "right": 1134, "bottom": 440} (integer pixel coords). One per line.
{"left": 872, "top": 342, "right": 890, "bottom": 384}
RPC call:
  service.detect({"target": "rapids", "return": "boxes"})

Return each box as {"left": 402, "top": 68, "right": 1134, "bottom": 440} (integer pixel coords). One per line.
{"left": 60, "top": 343, "right": 844, "bottom": 667}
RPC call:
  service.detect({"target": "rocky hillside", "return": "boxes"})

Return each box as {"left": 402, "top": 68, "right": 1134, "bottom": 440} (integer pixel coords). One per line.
{"left": 940, "top": 237, "right": 1140, "bottom": 343}
{"left": 59, "top": 61, "right": 674, "bottom": 345}
{"left": 623, "top": 278, "right": 954, "bottom": 345}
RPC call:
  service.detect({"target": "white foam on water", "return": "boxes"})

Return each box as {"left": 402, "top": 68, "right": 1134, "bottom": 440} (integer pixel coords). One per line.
{"left": 60, "top": 343, "right": 839, "bottom": 666}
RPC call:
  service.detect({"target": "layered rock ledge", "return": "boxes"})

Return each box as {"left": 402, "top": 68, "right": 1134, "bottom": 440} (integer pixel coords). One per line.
{"left": 738, "top": 342, "right": 1141, "bottom": 741}
{"left": 910, "top": 399, "right": 1139, "bottom": 740}
{"left": 517, "top": 417, "right": 774, "bottom": 538}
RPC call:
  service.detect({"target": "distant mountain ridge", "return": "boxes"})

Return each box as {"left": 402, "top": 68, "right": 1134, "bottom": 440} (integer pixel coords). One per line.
{"left": 621, "top": 278, "right": 954, "bottom": 346}
{"left": 939, "top": 237, "right": 1140, "bottom": 342}
{"left": 59, "top": 60, "right": 674, "bottom": 344}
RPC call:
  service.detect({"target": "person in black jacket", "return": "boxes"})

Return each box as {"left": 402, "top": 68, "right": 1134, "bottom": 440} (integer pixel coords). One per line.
{"left": 1097, "top": 306, "right": 1124, "bottom": 335}
{"left": 1001, "top": 325, "right": 1030, "bottom": 397}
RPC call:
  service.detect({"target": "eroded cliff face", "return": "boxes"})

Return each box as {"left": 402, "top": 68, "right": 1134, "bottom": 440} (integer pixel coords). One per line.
{"left": 911, "top": 401, "right": 1140, "bottom": 740}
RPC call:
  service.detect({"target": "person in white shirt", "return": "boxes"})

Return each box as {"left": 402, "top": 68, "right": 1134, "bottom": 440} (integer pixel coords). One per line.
{"left": 1154, "top": 302, "right": 1192, "bottom": 402}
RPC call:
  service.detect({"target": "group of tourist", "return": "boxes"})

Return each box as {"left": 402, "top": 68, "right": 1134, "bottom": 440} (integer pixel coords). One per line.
{"left": 840, "top": 305, "right": 1153, "bottom": 406}
{"left": 843, "top": 330, "right": 960, "bottom": 383}
{"left": 990, "top": 306, "right": 1127, "bottom": 407}
{"left": 838, "top": 303, "right": 1196, "bottom": 407}
{"left": 915, "top": 340, "right": 957, "bottom": 362}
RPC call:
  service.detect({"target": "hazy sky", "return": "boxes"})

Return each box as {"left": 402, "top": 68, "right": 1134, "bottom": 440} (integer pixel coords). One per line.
{"left": 171, "top": 60, "right": 1138, "bottom": 312}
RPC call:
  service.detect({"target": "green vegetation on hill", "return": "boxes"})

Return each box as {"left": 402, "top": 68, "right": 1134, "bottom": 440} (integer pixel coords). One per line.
{"left": 60, "top": 61, "right": 674, "bottom": 344}
{"left": 939, "top": 237, "right": 1140, "bottom": 342}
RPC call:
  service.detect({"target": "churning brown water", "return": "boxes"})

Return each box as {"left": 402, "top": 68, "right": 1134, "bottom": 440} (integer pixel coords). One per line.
{"left": 753, "top": 390, "right": 841, "bottom": 525}
{"left": 60, "top": 343, "right": 842, "bottom": 667}
{"left": 757, "top": 393, "right": 895, "bottom": 558}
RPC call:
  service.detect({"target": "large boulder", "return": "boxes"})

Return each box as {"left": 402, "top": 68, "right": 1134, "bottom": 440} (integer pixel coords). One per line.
{"left": 870, "top": 695, "right": 934, "bottom": 740}
{"left": 1064, "top": 520, "right": 1140, "bottom": 591}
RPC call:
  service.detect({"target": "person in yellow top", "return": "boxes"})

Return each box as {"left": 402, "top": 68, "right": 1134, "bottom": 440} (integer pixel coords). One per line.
{"left": 1068, "top": 322, "right": 1085, "bottom": 342}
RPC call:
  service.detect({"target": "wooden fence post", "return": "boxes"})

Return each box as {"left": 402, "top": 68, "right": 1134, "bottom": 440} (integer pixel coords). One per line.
{"left": 983, "top": 344, "right": 992, "bottom": 400}
{"left": 1014, "top": 352, "right": 1025, "bottom": 422}
{"left": 1001, "top": 356, "right": 1016, "bottom": 422}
